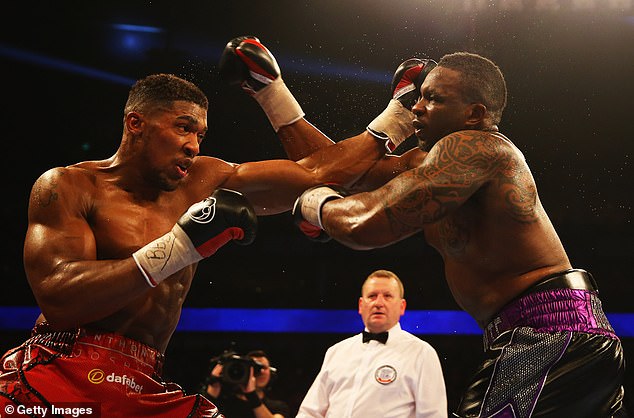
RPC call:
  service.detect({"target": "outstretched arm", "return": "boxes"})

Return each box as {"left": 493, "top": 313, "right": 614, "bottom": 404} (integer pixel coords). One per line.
{"left": 219, "top": 36, "right": 334, "bottom": 161}
{"left": 276, "top": 118, "right": 335, "bottom": 161}
{"left": 297, "top": 131, "right": 509, "bottom": 249}
{"left": 349, "top": 147, "right": 427, "bottom": 192}
{"left": 220, "top": 130, "right": 385, "bottom": 215}
{"left": 219, "top": 37, "right": 434, "bottom": 165}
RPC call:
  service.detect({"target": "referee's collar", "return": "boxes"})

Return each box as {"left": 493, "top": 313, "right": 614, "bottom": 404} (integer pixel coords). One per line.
{"left": 362, "top": 323, "right": 402, "bottom": 343}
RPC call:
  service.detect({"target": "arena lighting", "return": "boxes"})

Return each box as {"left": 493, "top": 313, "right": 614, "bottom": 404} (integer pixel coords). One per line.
{"left": 108, "top": 23, "right": 167, "bottom": 60}
{"left": 1, "top": 40, "right": 393, "bottom": 86}
{"left": 111, "top": 23, "right": 164, "bottom": 34}
{"left": 454, "top": 0, "right": 632, "bottom": 12}
{"left": 0, "top": 44, "right": 135, "bottom": 86}
{"left": 278, "top": 56, "right": 391, "bottom": 84}
{"left": 177, "top": 308, "right": 482, "bottom": 335}
{"left": 0, "top": 306, "right": 632, "bottom": 337}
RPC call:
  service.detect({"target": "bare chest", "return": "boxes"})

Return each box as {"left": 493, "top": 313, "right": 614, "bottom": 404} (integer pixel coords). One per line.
{"left": 87, "top": 187, "right": 192, "bottom": 260}
{"left": 424, "top": 199, "right": 480, "bottom": 259}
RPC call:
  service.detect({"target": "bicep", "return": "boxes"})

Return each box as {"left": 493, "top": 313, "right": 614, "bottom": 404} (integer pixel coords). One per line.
{"left": 350, "top": 147, "right": 427, "bottom": 192}
{"left": 277, "top": 118, "right": 335, "bottom": 161}
{"left": 24, "top": 169, "right": 96, "bottom": 292}
{"left": 221, "top": 160, "right": 314, "bottom": 215}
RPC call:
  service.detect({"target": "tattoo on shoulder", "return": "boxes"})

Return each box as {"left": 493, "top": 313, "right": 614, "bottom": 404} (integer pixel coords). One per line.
{"left": 382, "top": 131, "right": 538, "bottom": 231}
{"left": 502, "top": 176, "right": 539, "bottom": 223}
{"left": 34, "top": 171, "right": 64, "bottom": 208}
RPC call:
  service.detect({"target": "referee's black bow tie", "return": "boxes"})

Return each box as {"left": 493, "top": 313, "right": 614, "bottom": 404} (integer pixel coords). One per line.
{"left": 362, "top": 331, "right": 388, "bottom": 344}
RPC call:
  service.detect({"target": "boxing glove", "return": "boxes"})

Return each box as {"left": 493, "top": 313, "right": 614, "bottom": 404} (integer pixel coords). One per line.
{"left": 133, "top": 189, "right": 257, "bottom": 287}
{"left": 391, "top": 58, "right": 437, "bottom": 110}
{"left": 292, "top": 185, "right": 348, "bottom": 243}
{"left": 219, "top": 36, "right": 304, "bottom": 132}
{"left": 367, "top": 58, "right": 437, "bottom": 152}
{"left": 219, "top": 35, "right": 280, "bottom": 94}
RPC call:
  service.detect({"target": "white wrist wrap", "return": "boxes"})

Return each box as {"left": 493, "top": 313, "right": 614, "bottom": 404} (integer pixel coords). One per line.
{"left": 132, "top": 224, "right": 202, "bottom": 287}
{"left": 366, "top": 99, "right": 415, "bottom": 152}
{"left": 300, "top": 187, "right": 344, "bottom": 229}
{"left": 253, "top": 77, "right": 305, "bottom": 132}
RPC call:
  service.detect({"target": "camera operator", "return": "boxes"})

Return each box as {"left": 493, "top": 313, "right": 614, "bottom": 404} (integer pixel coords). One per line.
{"left": 200, "top": 350, "right": 290, "bottom": 418}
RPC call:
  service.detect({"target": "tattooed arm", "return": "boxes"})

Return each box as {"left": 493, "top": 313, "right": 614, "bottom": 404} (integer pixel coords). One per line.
{"left": 23, "top": 167, "right": 150, "bottom": 330}
{"left": 347, "top": 147, "right": 428, "bottom": 193}
{"left": 318, "top": 131, "right": 513, "bottom": 249}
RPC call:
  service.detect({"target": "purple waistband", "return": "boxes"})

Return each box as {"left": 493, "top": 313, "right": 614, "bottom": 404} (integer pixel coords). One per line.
{"left": 484, "top": 288, "right": 617, "bottom": 350}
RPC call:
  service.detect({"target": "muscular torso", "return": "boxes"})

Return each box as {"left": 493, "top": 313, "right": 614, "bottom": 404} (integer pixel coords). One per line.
{"left": 420, "top": 132, "right": 571, "bottom": 325}
{"left": 31, "top": 157, "right": 235, "bottom": 352}
{"left": 328, "top": 131, "right": 572, "bottom": 327}
{"left": 86, "top": 177, "right": 198, "bottom": 350}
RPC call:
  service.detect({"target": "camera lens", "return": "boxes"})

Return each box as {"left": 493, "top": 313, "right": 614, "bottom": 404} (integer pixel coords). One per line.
{"left": 226, "top": 363, "right": 246, "bottom": 381}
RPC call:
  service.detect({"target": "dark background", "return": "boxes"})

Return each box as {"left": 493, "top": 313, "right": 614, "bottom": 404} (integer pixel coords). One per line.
{"left": 1, "top": 0, "right": 632, "bottom": 414}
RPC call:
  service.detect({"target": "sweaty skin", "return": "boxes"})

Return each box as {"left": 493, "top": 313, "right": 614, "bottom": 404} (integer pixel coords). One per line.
{"left": 318, "top": 67, "right": 572, "bottom": 326}
{"left": 24, "top": 100, "right": 387, "bottom": 353}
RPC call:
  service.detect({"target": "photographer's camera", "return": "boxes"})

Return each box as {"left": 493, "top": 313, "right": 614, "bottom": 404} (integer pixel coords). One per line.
{"left": 219, "top": 352, "right": 265, "bottom": 386}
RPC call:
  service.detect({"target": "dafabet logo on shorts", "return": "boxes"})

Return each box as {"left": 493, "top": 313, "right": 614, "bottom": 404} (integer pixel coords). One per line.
{"left": 87, "top": 368, "right": 105, "bottom": 384}
{"left": 87, "top": 368, "right": 143, "bottom": 393}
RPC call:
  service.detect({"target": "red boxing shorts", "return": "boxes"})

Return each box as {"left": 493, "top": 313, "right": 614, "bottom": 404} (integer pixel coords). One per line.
{"left": 0, "top": 325, "right": 223, "bottom": 417}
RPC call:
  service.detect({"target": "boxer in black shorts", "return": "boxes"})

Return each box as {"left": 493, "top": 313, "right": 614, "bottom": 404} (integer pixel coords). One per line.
{"left": 292, "top": 51, "right": 628, "bottom": 416}
{"left": 457, "top": 269, "right": 625, "bottom": 417}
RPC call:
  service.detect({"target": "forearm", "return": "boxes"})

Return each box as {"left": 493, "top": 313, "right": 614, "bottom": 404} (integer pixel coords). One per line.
{"left": 242, "top": 391, "right": 284, "bottom": 418}
{"left": 204, "top": 382, "right": 222, "bottom": 400}
{"left": 252, "top": 404, "right": 283, "bottom": 418}
{"left": 349, "top": 147, "right": 427, "bottom": 192}
{"left": 297, "top": 130, "right": 385, "bottom": 187}
{"left": 28, "top": 258, "right": 151, "bottom": 330}
{"left": 231, "top": 132, "right": 385, "bottom": 215}
{"left": 320, "top": 186, "right": 421, "bottom": 250}
{"left": 319, "top": 194, "right": 395, "bottom": 250}
{"left": 277, "top": 119, "right": 335, "bottom": 161}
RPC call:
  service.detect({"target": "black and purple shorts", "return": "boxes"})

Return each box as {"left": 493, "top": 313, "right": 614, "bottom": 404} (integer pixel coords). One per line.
{"left": 454, "top": 269, "right": 627, "bottom": 418}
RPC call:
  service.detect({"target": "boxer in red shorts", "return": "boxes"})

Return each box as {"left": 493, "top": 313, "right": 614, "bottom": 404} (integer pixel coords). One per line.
{"left": 1, "top": 324, "right": 219, "bottom": 417}
{"left": 0, "top": 37, "right": 431, "bottom": 416}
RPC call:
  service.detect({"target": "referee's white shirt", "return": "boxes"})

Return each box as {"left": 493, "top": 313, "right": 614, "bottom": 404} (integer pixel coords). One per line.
{"left": 296, "top": 323, "right": 447, "bottom": 418}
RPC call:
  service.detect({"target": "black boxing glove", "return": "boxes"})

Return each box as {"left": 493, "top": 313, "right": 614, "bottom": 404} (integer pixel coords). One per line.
{"left": 219, "top": 36, "right": 304, "bottom": 131}
{"left": 219, "top": 35, "right": 280, "bottom": 94}
{"left": 391, "top": 58, "right": 437, "bottom": 110}
{"left": 133, "top": 189, "right": 257, "bottom": 287}
{"left": 292, "top": 185, "right": 348, "bottom": 243}
{"left": 367, "top": 57, "right": 437, "bottom": 152}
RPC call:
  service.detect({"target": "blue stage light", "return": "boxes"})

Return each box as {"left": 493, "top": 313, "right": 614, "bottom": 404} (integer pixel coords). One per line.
{"left": 0, "top": 306, "right": 631, "bottom": 337}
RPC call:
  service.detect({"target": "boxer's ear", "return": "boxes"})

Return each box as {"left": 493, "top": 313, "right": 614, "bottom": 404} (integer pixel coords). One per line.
{"left": 125, "top": 112, "right": 144, "bottom": 134}
{"left": 465, "top": 104, "right": 486, "bottom": 127}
